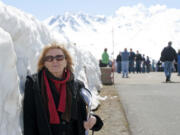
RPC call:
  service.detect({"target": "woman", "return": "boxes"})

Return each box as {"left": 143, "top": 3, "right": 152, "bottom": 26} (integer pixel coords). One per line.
{"left": 23, "top": 43, "right": 103, "bottom": 135}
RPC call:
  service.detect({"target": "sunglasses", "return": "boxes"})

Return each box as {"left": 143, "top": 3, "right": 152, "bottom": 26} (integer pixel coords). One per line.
{"left": 43, "top": 55, "right": 65, "bottom": 62}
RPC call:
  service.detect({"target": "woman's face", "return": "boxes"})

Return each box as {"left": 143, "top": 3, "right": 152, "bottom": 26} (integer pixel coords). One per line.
{"left": 44, "top": 48, "right": 67, "bottom": 76}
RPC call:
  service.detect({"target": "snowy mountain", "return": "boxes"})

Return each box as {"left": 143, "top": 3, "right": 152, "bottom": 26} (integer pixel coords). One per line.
{"left": 44, "top": 12, "right": 107, "bottom": 32}
{"left": 0, "top": 2, "right": 102, "bottom": 135}
{"left": 44, "top": 4, "right": 180, "bottom": 61}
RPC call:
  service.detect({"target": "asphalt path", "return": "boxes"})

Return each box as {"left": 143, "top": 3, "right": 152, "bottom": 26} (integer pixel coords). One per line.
{"left": 115, "top": 72, "right": 180, "bottom": 135}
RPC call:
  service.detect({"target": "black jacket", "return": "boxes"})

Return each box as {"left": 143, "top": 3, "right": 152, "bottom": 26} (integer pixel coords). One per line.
{"left": 135, "top": 54, "right": 142, "bottom": 61}
{"left": 23, "top": 70, "right": 103, "bottom": 135}
{"left": 116, "top": 54, "right": 121, "bottom": 62}
{"left": 129, "top": 52, "right": 135, "bottom": 61}
{"left": 160, "top": 46, "right": 177, "bottom": 62}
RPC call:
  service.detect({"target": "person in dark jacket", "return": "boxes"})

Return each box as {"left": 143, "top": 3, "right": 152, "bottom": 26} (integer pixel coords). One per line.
{"left": 156, "top": 60, "right": 163, "bottom": 72}
{"left": 129, "top": 48, "right": 135, "bottom": 73}
{"left": 23, "top": 43, "right": 103, "bottom": 135}
{"left": 116, "top": 52, "right": 121, "bottom": 73}
{"left": 160, "top": 41, "right": 177, "bottom": 82}
{"left": 145, "top": 56, "right": 151, "bottom": 73}
{"left": 141, "top": 54, "right": 146, "bottom": 73}
{"left": 135, "top": 50, "right": 142, "bottom": 73}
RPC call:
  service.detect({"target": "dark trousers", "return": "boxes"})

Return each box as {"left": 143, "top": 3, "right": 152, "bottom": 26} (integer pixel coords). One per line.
{"left": 129, "top": 60, "right": 134, "bottom": 73}
{"left": 136, "top": 60, "right": 141, "bottom": 73}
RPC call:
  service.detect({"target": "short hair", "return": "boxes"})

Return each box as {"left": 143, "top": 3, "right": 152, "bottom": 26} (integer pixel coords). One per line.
{"left": 168, "top": 41, "right": 172, "bottom": 46}
{"left": 37, "top": 42, "right": 74, "bottom": 72}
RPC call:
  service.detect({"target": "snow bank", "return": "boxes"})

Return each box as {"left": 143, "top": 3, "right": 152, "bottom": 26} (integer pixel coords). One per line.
{"left": 0, "top": 28, "right": 21, "bottom": 135}
{"left": 0, "top": 2, "right": 102, "bottom": 135}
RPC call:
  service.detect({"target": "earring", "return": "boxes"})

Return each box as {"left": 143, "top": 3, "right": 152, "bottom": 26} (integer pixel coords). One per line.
{"left": 64, "top": 68, "right": 67, "bottom": 72}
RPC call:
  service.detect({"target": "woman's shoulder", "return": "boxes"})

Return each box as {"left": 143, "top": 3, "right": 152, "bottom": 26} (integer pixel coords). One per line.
{"left": 24, "top": 72, "right": 42, "bottom": 93}
{"left": 26, "top": 73, "right": 38, "bottom": 83}
{"left": 74, "top": 79, "right": 85, "bottom": 88}
{"left": 68, "top": 78, "right": 85, "bottom": 88}
{"left": 67, "top": 79, "right": 86, "bottom": 99}
{"left": 25, "top": 71, "right": 42, "bottom": 90}
{"left": 26, "top": 69, "right": 43, "bottom": 82}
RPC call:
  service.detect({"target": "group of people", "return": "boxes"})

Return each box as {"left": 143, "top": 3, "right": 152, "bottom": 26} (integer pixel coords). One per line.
{"left": 100, "top": 41, "right": 180, "bottom": 82}
{"left": 99, "top": 48, "right": 152, "bottom": 78}
{"left": 116, "top": 48, "right": 151, "bottom": 78}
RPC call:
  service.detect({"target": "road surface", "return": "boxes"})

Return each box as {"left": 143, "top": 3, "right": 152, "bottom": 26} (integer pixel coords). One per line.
{"left": 115, "top": 72, "right": 180, "bottom": 135}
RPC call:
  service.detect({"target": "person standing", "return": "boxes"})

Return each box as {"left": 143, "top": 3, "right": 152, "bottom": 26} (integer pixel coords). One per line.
{"left": 141, "top": 54, "right": 146, "bottom": 73}
{"left": 156, "top": 60, "right": 162, "bottom": 72}
{"left": 101, "top": 48, "right": 109, "bottom": 67}
{"left": 23, "top": 43, "right": 103, "bottom": 135}
{"left": 135, "top": 50, "right": 142, "bottom": 73}
{"left": 160, "top": 41, "right": 177, "bottom": 82}
{"left": 145, "top": 56, "right": 151, "bottom": 73}
{"left": 177, "top": 49, "right": 180, "bottom": 76}
{"left": 151, "top": 59, "right": 156, "bottom": 72}
{"left": 121, "top": 48, "right": 129, "bottom": 78}
{"left": 116, "top": 52, "right": 121, "bottom": 73}
{"left": 129, "top": 48, "right": 135, "bottom": 73}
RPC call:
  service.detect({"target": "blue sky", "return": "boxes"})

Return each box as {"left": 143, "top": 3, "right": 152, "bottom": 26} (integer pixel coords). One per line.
{"left": 2, "top": 0, "right": 180, "bottom": 20}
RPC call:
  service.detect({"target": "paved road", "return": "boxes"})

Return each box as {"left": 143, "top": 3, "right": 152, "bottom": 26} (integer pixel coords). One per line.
{"left": 115, "top": 72, "right": 180, "bottom": 135}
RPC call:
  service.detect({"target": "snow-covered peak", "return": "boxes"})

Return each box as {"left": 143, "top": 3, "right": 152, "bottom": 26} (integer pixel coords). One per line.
{"left": 46, "top": 12, "right": 107, "bottom": 24}
{"left": 45, "top": 4, "right": 180, "bottom": 60}
{"left": 44, "top": 12, "right": 107, "bottom": 33}
{"left": 149, "top": 4, "right": 167, "bottom": 14}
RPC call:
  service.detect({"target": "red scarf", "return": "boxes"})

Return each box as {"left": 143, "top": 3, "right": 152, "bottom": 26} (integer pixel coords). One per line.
{"left": 43, "top": 70, "right": 70, "bottom": 124}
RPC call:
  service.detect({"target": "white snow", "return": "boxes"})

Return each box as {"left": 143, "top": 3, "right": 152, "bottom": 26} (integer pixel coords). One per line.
{"left": 0, "top": 28, "right": 21, "bottom": 135}
{"left": 44, "top": 4, "right": 180, "bottom": 61}
{"left": 0, "top": 2, "right": 102, "bottom": 135}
